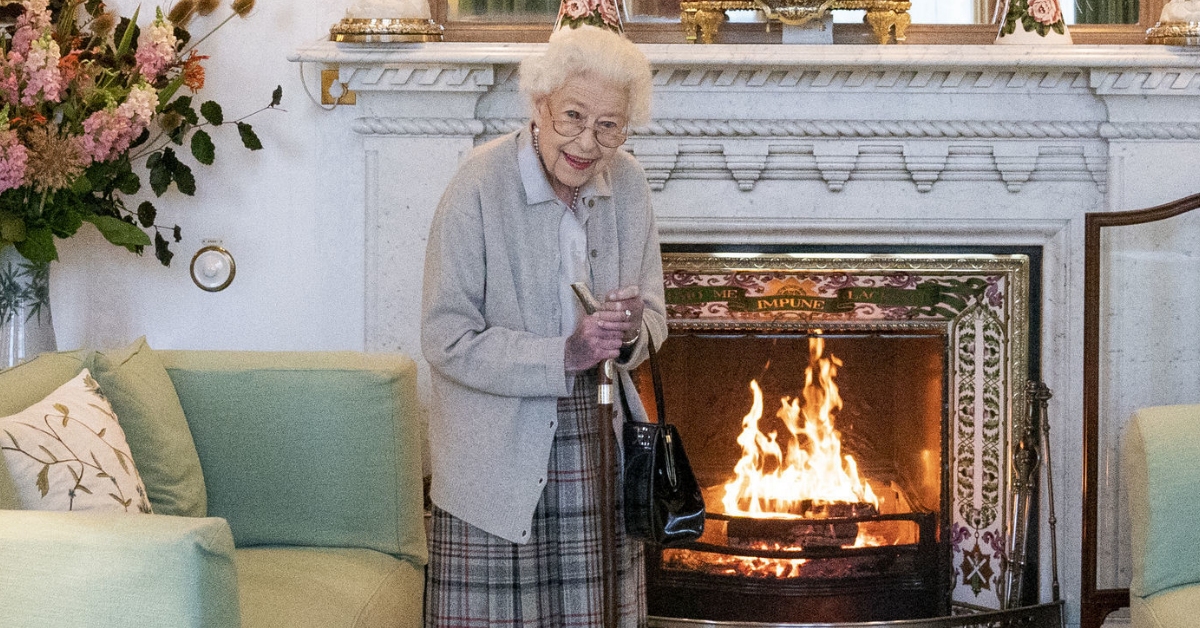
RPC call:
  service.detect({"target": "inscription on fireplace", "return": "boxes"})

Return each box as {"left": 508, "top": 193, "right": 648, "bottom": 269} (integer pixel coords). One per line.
{"left": 667, "top": 283, "right": 946, "bottom": 313}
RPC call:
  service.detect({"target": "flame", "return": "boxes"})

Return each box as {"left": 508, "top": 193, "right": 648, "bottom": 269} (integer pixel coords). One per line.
{"left": 721, "top": 336, "right": 878, "bottom": 518}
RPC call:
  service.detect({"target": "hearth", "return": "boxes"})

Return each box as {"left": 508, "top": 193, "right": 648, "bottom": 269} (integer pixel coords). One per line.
{"left": 637, "top": 251, "right": 1036, "bottom": 625}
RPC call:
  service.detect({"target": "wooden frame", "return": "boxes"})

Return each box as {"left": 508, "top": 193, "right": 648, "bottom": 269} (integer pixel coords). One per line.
{"left": 1080, "top": 192, "right": 1200, "bottom": 628}
{"left": 430, "top": 0, "right": 1165, "bottom": 44}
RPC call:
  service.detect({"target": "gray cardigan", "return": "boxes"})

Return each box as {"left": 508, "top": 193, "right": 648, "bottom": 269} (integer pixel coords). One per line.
{"left": 421, "top": 129, "right": 667, "bottom": 544}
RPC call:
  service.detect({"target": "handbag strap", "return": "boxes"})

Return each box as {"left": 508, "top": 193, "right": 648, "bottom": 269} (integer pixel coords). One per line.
{"left": 645, "top": 328, "right": 667, "bottom": 425}
{"left": 618, "top": 326, "right": 668, "bottom": 426}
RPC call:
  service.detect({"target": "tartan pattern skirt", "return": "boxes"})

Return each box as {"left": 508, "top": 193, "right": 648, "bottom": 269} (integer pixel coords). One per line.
{"left": 425, "top": 370, "right": 646, "bottom": 628}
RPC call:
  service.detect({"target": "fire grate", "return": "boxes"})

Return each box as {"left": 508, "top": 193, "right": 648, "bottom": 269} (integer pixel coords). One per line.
{"left": 647, "top": 600, "right": 1064, "bottom": 628}
{"left": 648, "top": 512, "right": 948, "bottom": 624}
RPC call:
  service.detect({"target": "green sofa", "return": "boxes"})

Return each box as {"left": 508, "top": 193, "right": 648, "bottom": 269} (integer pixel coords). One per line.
{"left": 1125, "top": 403, "right": 1200, "bottom": 628}
{"left": 0, "top": 347, "right": 427, "bottom": 628}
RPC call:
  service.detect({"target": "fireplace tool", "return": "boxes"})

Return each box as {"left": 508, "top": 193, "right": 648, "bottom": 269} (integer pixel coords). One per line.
{"left": 1002, "top": 380, "right": 1061, "bottom": 609}
{"left": 572, "top": 283, "right": 621, "bottom": 628}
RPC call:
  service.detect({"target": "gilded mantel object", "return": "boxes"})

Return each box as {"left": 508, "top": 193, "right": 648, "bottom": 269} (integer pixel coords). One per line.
{"left": 680, "top": 0, "right": 911, "bottom": 44}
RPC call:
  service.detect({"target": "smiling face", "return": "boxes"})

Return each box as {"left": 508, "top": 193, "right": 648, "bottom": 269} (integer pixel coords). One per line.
{"left": 531, "top": 74, "right": 629, "bottom": 204}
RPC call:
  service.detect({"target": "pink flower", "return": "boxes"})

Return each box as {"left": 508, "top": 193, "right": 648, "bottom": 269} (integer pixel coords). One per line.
{"left": 562, "top": 0, "right": 590, "bottom": 19}
{"left": 0, "top": 129, "right": 29, "bottom": 193}
{"left": 1026, "top": 0, "right": 1061, "bottom": 25}
{"left": 78, "top": 84, "right": 159, "bottom": 163}
{"left": 135, "top": 15, "right": 178, "bottom": 81}
{"left": 11, "top": 0, "right": 51, "bottom": 59}
{"left": 596, "top": 0, "right": 621, "bottom": 29}
{"left": 20, "top": 34, "right": 65, "bottom": 106}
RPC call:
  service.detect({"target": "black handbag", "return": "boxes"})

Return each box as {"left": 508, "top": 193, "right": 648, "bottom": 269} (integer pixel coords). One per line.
{"left": 621, "top": 330, "right": 705, "bottom": 546}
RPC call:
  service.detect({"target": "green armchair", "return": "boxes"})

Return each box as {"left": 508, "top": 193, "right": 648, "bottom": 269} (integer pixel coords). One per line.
{"left": 1125, "top": 404, "right": 1200, "bottom": 628}
{"left": 0, "top": 348, "right": 427, "bottom": 628}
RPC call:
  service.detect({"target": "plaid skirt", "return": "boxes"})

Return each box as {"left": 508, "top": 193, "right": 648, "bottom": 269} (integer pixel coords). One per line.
{"left": 425, "top": 370, "right": 646, "bottom": 628}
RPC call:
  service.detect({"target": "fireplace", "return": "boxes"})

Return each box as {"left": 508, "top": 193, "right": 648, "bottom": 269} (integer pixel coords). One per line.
{"left": 635, "top": 251, "right": 1036, "bottom": 625}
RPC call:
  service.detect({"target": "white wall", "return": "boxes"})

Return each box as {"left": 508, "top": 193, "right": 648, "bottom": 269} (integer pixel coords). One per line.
{"left": 50, "top": 0, "right": 369, "bottom": 352}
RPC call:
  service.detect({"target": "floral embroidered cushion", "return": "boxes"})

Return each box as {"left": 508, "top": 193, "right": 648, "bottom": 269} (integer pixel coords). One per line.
{"left": 0, "top": 369, "right": 152, "bottom": 513}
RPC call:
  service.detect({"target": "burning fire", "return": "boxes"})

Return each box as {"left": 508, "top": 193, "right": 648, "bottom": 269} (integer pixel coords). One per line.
{"left": 721, "top": 335, "right": 879, "bottom": 519}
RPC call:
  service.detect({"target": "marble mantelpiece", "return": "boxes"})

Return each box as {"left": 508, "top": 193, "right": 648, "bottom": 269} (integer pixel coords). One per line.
{"left": 290, "top": 42, "right": 1200, "bottom": 628}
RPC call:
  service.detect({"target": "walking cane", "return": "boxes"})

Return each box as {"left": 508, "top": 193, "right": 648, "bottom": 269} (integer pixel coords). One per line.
{"left": 572, "top": 283, "right": 621, "bottom": 628}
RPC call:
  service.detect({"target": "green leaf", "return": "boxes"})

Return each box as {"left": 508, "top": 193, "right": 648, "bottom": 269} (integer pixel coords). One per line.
{"left": 270, "top": 85, "right": 283, "bottom": 107}
{"left": 13, "top": 228, "right": 57, "bottom": 264}
{"left": 77, "top": 484, "right": 92, "bottom": 494}
{"left": 149, "top": 150, "right": 173, "bottom": 196}
{"left": 237, "top": 122, "right": 263, "bottom": 151}
{"left": 191, "top": 129, "right": 215, "bottom": 165}
{"left": 0, "top": 211, "right": 25, "bottom": 243}
{"left": 39, "top": 445, "right": 57, "bottom": 462}
{"left": 36, "top": 465, "right": 50, "bottom": 497}
{"left": 84, "top": 215, "right": 152, "bottom": 250}
{"left": 116, "top": 7, "right": 139, "bottom": 56}
{"left": 154, "top": 231, "right": 174, "bottom": 266}
{"left": 172, "top": 160, "right": 196, "bottom": 195}
{"left": 157, "top": 75, "right": 186, "bottom": 109}
{"left": 72, "top": 173, "right": 94, "bottom": 195}
{"left": 137, "top": 201, "right": 157, "bottom": 228}
{"left": 200, "top": 101, "right": 224, "bottom": 126}
{"left": 116, "top": 171, "right": 140, "bottom": 195}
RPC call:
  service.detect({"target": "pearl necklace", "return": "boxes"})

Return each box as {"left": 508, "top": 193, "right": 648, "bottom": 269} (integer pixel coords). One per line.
{"left": 532, "top": 123, "right": 580, "bottom": 213}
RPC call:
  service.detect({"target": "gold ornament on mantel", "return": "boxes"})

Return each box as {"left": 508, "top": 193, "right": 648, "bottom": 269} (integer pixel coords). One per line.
{"left": 330, "top": 0, "right": 444, "bottom": 43}
{"left": 679, "top": 0, "right": 910, "bottom": 45}
{"left": 1146, "top": 0, "right": 1200, "bottom": 44}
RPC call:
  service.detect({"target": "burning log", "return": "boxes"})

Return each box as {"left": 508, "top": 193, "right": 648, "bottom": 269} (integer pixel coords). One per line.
{"left": 726, "top": 502, "right": 879, "bottom": 549}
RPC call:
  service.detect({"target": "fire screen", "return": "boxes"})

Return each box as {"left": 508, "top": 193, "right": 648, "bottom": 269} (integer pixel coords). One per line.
{"left": 638, "top": 252, "right": 1034, "bottom": 624}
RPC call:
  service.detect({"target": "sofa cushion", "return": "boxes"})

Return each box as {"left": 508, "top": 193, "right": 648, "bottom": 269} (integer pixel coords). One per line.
{"left": 90, "top": 337, "right": 207, "bottom": 517}
{"left": 0, "top": 350, "right": 86, "bottom": 509}
{"left": 236, "top": 547, "right": 423, "bottom": 628}
{"left": 1125, "top": 403, "right": 1200, "bottom": 598}
{"left": 0, "top": 369, "right": 152, "bottom": 513}
{"left": 0, "top": 510, "right": 240, "bottom": 628}
{"left": 158, "top": 351, "right": 426, "bottom": 564}
{"left": 1132, "top": 582, "right": 1200, "bottom": 628}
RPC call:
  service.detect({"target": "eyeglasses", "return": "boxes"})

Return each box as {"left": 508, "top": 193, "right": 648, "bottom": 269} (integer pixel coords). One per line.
{"left": 550, "top": 110, "right": 628, "bottom": 148}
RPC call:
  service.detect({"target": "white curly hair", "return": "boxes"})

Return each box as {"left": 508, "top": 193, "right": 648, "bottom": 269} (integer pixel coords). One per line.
{"left": 518, "top": 26, "right": 653, "bottom": 127}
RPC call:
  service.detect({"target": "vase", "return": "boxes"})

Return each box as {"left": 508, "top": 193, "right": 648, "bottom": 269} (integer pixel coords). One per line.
{"left": 1, "top": 245, "right": 56, "bottom": 369}
{"left": 995, "top": 0, "right": 1073, "bottom": 43}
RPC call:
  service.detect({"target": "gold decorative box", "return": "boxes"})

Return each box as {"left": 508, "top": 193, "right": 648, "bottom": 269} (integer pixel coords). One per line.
{"left": 1145, "top": 21, "right": 1200, "bottom": 45}
{"left": 330, "top": 17, "right": 444, "bottom": 43}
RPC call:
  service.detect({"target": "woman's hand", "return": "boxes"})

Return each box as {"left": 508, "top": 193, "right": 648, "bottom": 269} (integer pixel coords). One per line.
{"left": 565, "top": 314, "right": 623, "bottom": 371}
{"left": 563, "top": 285, "right": 644, "bottom": 371}
{"left": 601, "top": 286, "right": 643, "bottom": 344}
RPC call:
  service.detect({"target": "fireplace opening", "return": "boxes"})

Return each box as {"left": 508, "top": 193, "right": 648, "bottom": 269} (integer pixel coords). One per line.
{"left": 634, "top": 251, "right": 1039, "bottom": 626}
{"left": 637, "top": 331, "right": 951, "bottom": 623}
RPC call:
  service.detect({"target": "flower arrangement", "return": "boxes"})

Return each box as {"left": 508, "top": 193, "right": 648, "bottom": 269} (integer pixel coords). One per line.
{"left": 0, "top": 0, "right": 281, "bottom": 267}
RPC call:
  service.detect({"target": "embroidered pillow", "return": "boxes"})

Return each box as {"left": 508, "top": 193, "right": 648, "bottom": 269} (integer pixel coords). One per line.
{"left": 0, "top": 369, "right": 152, "bottom": 513}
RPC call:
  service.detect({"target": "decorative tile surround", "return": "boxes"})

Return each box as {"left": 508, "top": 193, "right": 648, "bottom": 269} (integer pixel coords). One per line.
{"left": 291, "top": 42, "right": 1200, "bottom": 627}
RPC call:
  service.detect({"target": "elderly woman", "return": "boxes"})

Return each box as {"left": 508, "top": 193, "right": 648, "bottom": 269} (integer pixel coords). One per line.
{"left": 421, "top": 25, "right": 664, "bottom": 628}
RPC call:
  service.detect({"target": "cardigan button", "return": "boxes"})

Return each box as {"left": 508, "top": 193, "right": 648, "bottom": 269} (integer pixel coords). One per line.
{"left": 587, "top": 199, "right": 595, "bottom": 208}
{"left": 590, "top": 249, "right": 598, "bottom": 258}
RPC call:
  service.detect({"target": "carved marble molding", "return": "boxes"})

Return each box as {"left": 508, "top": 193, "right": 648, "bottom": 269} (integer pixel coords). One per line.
{"left": 1099, "top": 122, "right": 1200, "bottom": 140}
